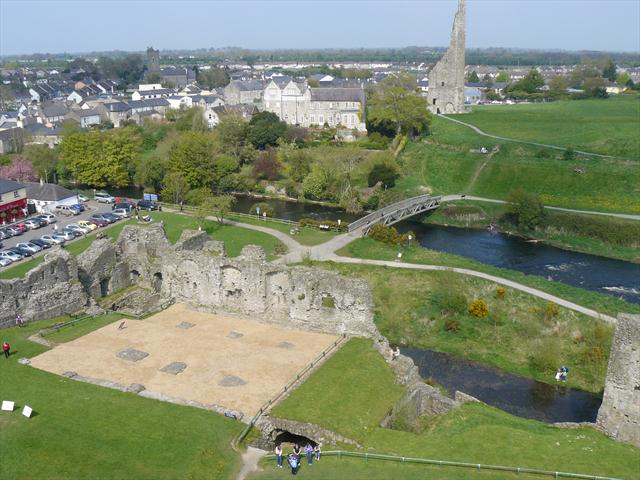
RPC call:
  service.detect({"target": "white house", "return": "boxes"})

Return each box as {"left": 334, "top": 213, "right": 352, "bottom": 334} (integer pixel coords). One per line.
{"left": 26, "top": 182, "right": 79, "bottom": 213}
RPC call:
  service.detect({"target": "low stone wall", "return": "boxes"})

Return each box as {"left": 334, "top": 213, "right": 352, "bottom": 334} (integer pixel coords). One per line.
{"left": 256, "top": 416, "right": 359, "bottom": 448}
{"left": 597, "top": 313, "right": 640, "bottom": 447}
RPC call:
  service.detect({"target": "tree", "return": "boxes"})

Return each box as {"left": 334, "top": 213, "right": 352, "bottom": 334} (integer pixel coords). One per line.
{"left": 212, "top": 154, "right": 240, "bottom": 190}
{"left": 367, "top": 72, "right": 432, "bottom": 137}
{"left": 144, "top": 72, "right": 163, "bottom": 84}
{"left": 97, "top": 54, "right": 145, "bottom": 87}
{"left": 252, "top": 149, "right": 281, "bottom": 180}
{"left": 616, "top": 72, "right": 631, "bottom": 87}
{"left": 247, "top": 111, "right": 287, "bottom": 149}
{"left": 167, "top": 131, "right": 217, "bottom": 188}
{"left": 284, "top": 149, "right": 311, "bottom": 182}
{"left": 482, "top": 73, "right": 494, "bottom": 87}
{"left": 23, "top": 144, "right": 58, "bottom": 182}
{"left": 583, "top": 77, "right": 608, "bottom": 98}
{"left": 135, "top": 153, "right": 166, "bottom": 193}
{"left": 505, "top": 68, "right": 544, "bottom": 95}
{"left": 162, "top": 171, "right": 189, "bottom": 205}
{"left": 165, "top": 106, "right": 207, "bottom": 132}
{"left": 302, "top": 165, "right": 329, "bottom": 200}
{"left": 215, "top": 114, "right": 248, "bottom": 158}
{"left": 495, "top": 71, "right": 510, "bottom": 83}
{"left": 602, "top": 59, "right": 617, "bottom": 82}
{"left": 196, "top": 67, "right": 230, "bottom": 89}
{"left": 506, "top": 188, "right": 546, "bottom": 230}
{"left": 367, "top": 162, "right": 399, "bottom": 188}
{"left": 208, "top": 195, "right": 236, "bottom": 224}
{"left": 548, "top": 76, "right": 569, "bottom": 98}
{"left": 467, "top": 70, "right": 480, "bottom": 83}
{"left": 0, "top": 156, "right": 37, "bottom": 182}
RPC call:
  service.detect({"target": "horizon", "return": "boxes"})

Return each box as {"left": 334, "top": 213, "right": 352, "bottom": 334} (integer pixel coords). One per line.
{"left": 1, "top": 0, "right": 639, "bottom": 57}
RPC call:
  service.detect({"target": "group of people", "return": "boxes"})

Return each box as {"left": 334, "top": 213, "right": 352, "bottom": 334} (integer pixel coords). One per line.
{"left": 275, "top": 442, "right": 320, "bottom": 475}
{"left": 555, "top": 366, "right": 569, "bottom": 382}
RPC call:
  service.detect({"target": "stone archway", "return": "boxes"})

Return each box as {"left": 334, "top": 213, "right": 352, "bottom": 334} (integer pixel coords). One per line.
{"left": 445, "top": 102, "right": 455, "bottom": 113}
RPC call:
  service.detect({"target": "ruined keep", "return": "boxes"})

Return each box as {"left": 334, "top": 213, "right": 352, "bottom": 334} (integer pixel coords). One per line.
{"left": 427, "top": 0, "right": 467, "bottom": 114}
{"left": 146, "top": 46, "right": 160, "bottom": 73}
{"left": 597, "top": 313, "right": 640, "bottom": 447}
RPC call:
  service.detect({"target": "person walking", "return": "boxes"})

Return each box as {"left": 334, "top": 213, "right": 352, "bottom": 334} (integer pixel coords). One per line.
{"left": 53, "top": 223, "right": 58, "bottom": 233}
{"left": 313, "top": 443, "right": 321, "bottom": 461}
{"left": 15, "top": 313, "right": 24, "bottom": 327}
{"left": 275, "top": 444, "right": 283, "bottom": 469}
{"left": 304, "top": 443, "right": 313, "bottom": 466}
{"left": 2, "top": 341, "right": 10, "bottom": 358}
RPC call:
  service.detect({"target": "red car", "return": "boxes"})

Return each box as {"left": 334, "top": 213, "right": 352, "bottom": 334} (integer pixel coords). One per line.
{"left": 89, "top": 218, "right": 109, "bottom": 227}
{"left": 13, "top": 223, "right": 28, "bottom": 233}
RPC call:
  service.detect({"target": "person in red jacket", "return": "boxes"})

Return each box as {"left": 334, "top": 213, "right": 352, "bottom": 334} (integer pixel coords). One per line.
{"left": 2, "top": 341, "right": 10, "bottom": 358}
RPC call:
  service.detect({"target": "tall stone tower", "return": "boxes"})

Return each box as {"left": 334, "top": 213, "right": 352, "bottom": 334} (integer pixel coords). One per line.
{"left": 146, "top": 46, "right": 160, "bottom": 73}
{"left": 427, "top": 0, "right": 467, "bottom": 114}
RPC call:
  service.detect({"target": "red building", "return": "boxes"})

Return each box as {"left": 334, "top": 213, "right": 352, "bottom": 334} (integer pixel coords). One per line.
{"left": 0, "top": 179, "right": 27, "bottom": 224}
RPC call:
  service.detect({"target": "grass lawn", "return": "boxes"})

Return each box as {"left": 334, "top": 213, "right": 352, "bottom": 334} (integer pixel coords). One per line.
{"left": 253, "top": 339, "right": 639, "bottom": 480}
{"left": 152, "top": 211, "right": 286, "bottom": 259}
{"left": 270, "top": 338, "right": 404, "bottom": 441}
{"left": 42, "top": 313, "right": 124, "bottom": 344}
{"left": 315, "top": 262, "right": 612, "bottom": 393}
{"left": 338, "top": 237, "right": 640, "bottom": 318}
{"left": 397, "top": 112, "right": 640, "bottom": 214}
{"left": 451, "top": 96, "right": 640, "bottom": 159}
{"left": 227, "top": 213, "right": 338, "bottom": 246}
{"left": 0, "top": 317, "right": 244, "bottom": 480}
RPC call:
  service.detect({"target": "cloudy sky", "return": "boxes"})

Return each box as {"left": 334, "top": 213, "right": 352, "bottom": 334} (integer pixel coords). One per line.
{"left": 1, "top": 0, "right": 638, "bottom": 56}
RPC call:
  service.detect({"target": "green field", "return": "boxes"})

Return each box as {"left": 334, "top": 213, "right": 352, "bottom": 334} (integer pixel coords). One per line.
{"left": 396, "top": 97, "right": 640, "bottom": 213}
{"left": 452, "top": 97, "right": 640, "bottom": 159}
{"left": 0, "top": 318, "right": 243, "bottom": 480}
{"left": 253, "top": 339, "right": 639, "bottom": 480}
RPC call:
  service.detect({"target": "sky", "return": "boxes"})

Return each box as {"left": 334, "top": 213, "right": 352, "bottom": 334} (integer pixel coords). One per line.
{"left": 0, "top": 0, "right": 639, "bottom": 56}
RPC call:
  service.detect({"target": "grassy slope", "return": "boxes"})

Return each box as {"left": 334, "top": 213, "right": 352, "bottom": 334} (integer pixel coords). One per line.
{"left": 452, "top": 97, "right": 640, "bottom": 158}
{"left": 339, "top": 238, "right": 640, "bottom": 317}
{"left": 227, "top": 212, "right": 337, "bottom": 246}
{"left": 255, "top": 339, "right": 639, "bottom": 480}
{"left": 315, "top": 263, "right": 612, "bottom": 393}
{"left": 398, "top": 99, "right": 640, "bottom": 213}
{"left": 0, "top": 318, "right": 243, "bottom": 480}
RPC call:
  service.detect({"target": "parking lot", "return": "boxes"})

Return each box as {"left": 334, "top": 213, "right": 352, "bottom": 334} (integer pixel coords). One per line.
{"left": 0, "top": 200, "right": 116, "bottom": 267}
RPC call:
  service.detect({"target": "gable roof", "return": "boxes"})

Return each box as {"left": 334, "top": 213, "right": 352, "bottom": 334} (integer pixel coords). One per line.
{"left": 42, "top": 102, "right": 68, "bottom": 117}
{"left": 0, "top": 178, "right": 25, "bottom": 194}
{"left": 26, "top": 182, "right": 76, "bottom": 201}
{"left": 310, "top": 88, "right": 365, "bottom": 103}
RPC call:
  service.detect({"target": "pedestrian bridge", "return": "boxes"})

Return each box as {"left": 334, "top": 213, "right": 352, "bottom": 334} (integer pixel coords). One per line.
{"left": 348, "top": 194, "right": 442, "bottom": 235}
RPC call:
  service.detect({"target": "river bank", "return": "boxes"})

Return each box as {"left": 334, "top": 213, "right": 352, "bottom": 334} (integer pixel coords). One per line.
{"left": 421, "top": 201, "right": 640, "bottom": 263}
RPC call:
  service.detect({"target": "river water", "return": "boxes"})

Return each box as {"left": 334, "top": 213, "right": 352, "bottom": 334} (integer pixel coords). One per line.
{"left": 404, "top": 348, "right": 602, "bottom": 423}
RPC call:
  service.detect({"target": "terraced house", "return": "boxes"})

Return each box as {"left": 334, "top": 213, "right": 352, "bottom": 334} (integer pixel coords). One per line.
{"left": 263, "top": 78, "right": 366, "bottom": 132}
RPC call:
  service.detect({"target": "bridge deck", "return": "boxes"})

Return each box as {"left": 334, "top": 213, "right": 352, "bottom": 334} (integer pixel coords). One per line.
{"left": 348, "top": 195, "right": 442, "bottom": 234}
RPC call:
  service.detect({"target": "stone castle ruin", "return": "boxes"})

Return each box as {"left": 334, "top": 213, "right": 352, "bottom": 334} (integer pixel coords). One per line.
{"left": 427, "top": 0, "right": 467, "bottom": 114}
{"left": 146, "top": 46, "right": 160, "bottom": 73}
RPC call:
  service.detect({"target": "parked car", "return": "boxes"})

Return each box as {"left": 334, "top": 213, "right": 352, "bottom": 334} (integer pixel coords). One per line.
{"left": 12, "top": 246, "right": 34, "bottom": 257}
{"left": 102, "top": 212, "right": 120, "bottom": 223}
{"left": 113, "top": 202, "right": 134, "bottom": 211}
{"left": 66, "top": 224, "right": 91, "bottom": 235}
{"left": 0, "top": 229, "right": 7, "bottom": 240}
{"left": 0, "top": 249, "right": 23, "bottom": 262}
{"left": 0, "top": 256, "right": 12, "bottom": 267}
{"left": 137, "top": 200, "right": 158, "bottom": 211}
{"left": 90, "top": 213, "right": 116, "bottom": 224}
{"left": 16, "top": 242, "right": 42, "bottom": 254}
{"left": 40, "top": 234, "right": 65, "bottom": 245}
{"left": 70, "top": 203, "right": 86, "bottom": 212}
{"left": 54, "top": 232, "right": 73, "bottom": 242}
{"left": 6, "top": 226, "right": 23, "bottom": 236}
{"left": 77, "top": 194, "right": 89, "bottom": 202}
{"left": 55, "top": 205, "right": 80, "bottom": 216}
{"left": 36, "top": 213, "right": 57, "bottom": 224}
{"left": 13, "top": 223, "right": 28, "bottom": 233}
{"left": 95, "top": 192, "right": 115, "bottom": 204}
{"left": 24, "top": 219, "right": 43, "bottom": 230}
{"left": 78, "top": 220, "right": 98, "bottom": 231}
{"left": 88, "top": 217, "right": 109, "bottom": 227}
{"left": 61, "top": 228, "right": 82, "bottom": 238}
{"left": 30, "top": 238, "right": 51, "bottom": 249}
{"left": 112, "top": 208, "right": 130, "bottom": 218}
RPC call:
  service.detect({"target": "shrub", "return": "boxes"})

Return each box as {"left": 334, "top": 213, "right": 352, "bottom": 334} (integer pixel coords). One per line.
{"left": 528, "top": 340, "right": 561, "bottom": 374}
{"left": 545, "top": 212, "right": 640, "bottom": 248}
{"left": 249, "top": 202, "right": 275, "bottom": 217}
{"left": 545, "top": 302, "right": 560, "bottom": 319}
{"left": 298, "top": 218, "right": 348, "bottom": 232}
{"left": 321, "top": 295, "right": 336, "bottom": 308}
{"left": 495, "top": 287, "right": 506, "bottom": 299}
{"left": 444, "top": 319, "right": 461, "bottom": 333}
{"left": 582, "top": 345, "right": 606, "bottom": 365}
{"left": 506, "top": 188, "right": 546, "bottom": 231}
{"left": 562, "top": 148, "right": 576, "bottom": 161}
{"left": 362, "top": 194, "right": 380, "bottom": 211}
{"left": 252, "top": 149, "right": 281, "bottom": 180}
{"left": 431, "top": 289, "right": 468, "bottom": 316}
{"left": 468, "top": 299, "right": 489, "bottom": 318}
{"left": 368, "top": 224, "right": 414, "bottom": 245}
{"left": 367, "top": 162, "right": 400, "bottom": 188}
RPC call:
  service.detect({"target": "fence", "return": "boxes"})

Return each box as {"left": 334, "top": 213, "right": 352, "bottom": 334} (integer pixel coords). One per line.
{"left": 263, "top": 450, "right": 622, "bottom": 480}
{"left": 234, "top": 334, "right": 348, "bottom": 446}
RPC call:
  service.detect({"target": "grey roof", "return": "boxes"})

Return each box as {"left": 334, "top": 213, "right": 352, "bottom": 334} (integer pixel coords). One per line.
{"left": 128, "top": 98, "right": 169, "bottom": 109}
{"left": 136, "top": 88, "right": 174, "bottom": 96}
{"left": 75, "top": 108, "right": 100, "bottom": 117}
{"left": 0, "top": 178, "right": 25, "bottom": 194}
{"left": 106, "top": 101, "right": 131, "bottom": 112}
{"left": 42, "top": 103, "right": 68, "bottom": 117}
{"left": 26, "top": 182, "right": 76, "bottom": 201}
{"left": 310, "top": 88, "right": 364, "bottom": 102}
{"left": 202, "top": 95, "right": 220, "bottom": 104}
{"left": 229, "top": 79, "right": 264, "bottom": 91}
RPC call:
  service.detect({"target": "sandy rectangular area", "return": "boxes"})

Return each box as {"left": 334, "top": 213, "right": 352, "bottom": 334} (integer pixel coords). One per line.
{"left": 30, "top": 303, "right": 339, "bottom": 416}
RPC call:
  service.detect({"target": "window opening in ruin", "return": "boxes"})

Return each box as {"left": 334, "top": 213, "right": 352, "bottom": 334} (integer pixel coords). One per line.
{"left": 437, "top": 108, "right": 441, "bottom": 114}
{"left": 99, "top": 278, "right": 110, "bottom": 297}
{"left": 130, "top": 270, "right": 140, "bottom": 281}
{"left": 153, "top": 272, "right": 163, "bottom": 292}
{"left": 441, "top": 81, "right": 445, "bottom": 86}
{"left": 432, "top": 98, "right": 436, "bottom": 105}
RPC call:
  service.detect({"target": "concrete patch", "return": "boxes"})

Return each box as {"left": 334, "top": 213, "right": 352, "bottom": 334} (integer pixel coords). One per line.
{"left": 219, "top": 375, "right": 247, "bottom": 387}
{"left": 276, "top": 341, "right": 295, "bottom": 350}
{"left": 117, "top": 348, "right": 149, "bottom": 362}
{"left": 160, "top": 362, "right": 187, "bottom": 375}
{"left": 176, "top": 321, "right": 195, "bottom": 330}
{"left": 227, "top": 331, "right": 244, "bottom": 339}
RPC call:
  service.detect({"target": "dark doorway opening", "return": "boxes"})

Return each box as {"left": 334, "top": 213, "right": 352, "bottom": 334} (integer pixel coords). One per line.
{"left": 130, "top": 270, "right": 140, "bottom": 281}
{"left": 274, "top": 431, "right": 317, "bottom": 448}
{"left": 153, "top": 272, "right": 163, "bottom": 292}
{"left": 99, "top": 278, "right": 110, "bottom": 297}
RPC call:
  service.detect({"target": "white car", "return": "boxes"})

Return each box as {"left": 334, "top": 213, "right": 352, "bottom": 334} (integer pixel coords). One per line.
{"left": 77, "top": 194, "right": 89, "bottom": 202}
{"left": 0, "top": 250, "right": 23, "bottom": 262}
{"left": 56, "top": 230, "right": 76, "bottom": 241}
{"left": 41, "top": 234, "right": 65, "bottom": 245}
{"left": 16, "top": 242, "right": 42, "bottom": 254}
{"left": 24, "top": 219, "right": 43, "bottom": 230}
{"left": 67, "top": 224, "right": 91, "bottom": 235}
{"left": 0, "top": 256, "right": 12, "bottom": 267}
{"left": 38, "top": 213, "right": 57, "bottom": 224}
{"left": 112, "top": 208, "right": 130, "bottom": 218}
{"left": 94, "top": 192, "right": 115, "bottom": 204}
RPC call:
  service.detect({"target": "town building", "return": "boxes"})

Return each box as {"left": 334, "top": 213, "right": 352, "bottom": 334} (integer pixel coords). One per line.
{"left": 0, "top": 179, "right": 27, "bottom": 224}
{"left": 26, "top": 182, "right": 80, "bottom": 213}
{"left": 224, "top": 80, "right": 265, "bottom": 105}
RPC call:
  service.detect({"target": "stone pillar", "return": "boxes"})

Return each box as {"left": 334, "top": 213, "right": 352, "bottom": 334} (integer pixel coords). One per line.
{"left": 596, "top": 313, "right": 640, "bottom": 447}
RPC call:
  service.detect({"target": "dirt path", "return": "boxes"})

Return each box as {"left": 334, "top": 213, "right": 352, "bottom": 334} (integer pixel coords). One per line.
{"left": 237, "top": 447, "right": 268, "bottom": 480}
{"left": 464, "top": 146, "right": 500, "bottom": 193}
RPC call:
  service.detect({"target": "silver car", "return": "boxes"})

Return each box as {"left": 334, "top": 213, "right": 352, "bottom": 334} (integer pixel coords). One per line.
{"left": 41, "top": 234, "right": 65, "bottom": 245}
{"left": 24, "top": 219, "right": 42, "bottom": 230}
{"left": 0, "top": 250, "right": 23, "bottom": 262}
{"left": 67, "top": 223, "right": 91, "bottom": 234}
{"left": 16, "top": 242, "right": 42, "bottom": 254}
{"left": 57, "top": 230, "right": 76, "bottom": 241}
{"left": 0, "top": 256, "right": 12, "bottom": 267}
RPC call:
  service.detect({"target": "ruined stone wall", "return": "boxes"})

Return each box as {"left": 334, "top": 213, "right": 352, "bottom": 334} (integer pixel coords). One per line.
{"left": 0, "top": 250, "right": 87, "bottom": 328}
{"left": 427, "top": 0, "right": 467, "bottom": 114}
{"left": 597, "top": 313, "right": 640, "bottom": 447}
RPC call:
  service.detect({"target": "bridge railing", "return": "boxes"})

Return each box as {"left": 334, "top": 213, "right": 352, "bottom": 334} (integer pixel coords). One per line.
{"left": 348, "top": 195, "right": 442, "bottom": 232}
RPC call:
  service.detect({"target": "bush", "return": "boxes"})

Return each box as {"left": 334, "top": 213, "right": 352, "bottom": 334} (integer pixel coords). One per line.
{"left": 362, "top": 194, "right": 380, "bottom": 211}
{"left": 431, "top": 289, "right": 468, "bottom": 316}
{"left": 367, "top": 162, "right": 400, "bottom": 188}
{"left": 321, "top": 295, "right": 336, "bottom": 308}
{"left": 506, "top": 188, "right": 546, "bottom": 231}
{"left": 250, "top": 202, "right": 275, "bottom": 217}
{"left": 252, "top": 150, "right": 281, "bottom": 180}
{"left": 545, "top": 302, "right": 560, "bottom": 319}
{"left": 444, "top": 319, "right": 461, "bottom": 333}
{"left": 358, "top": 132, "right": 390, "bottom": 150}
{"left": 368, "top": 224, "right": 414, "bottom": 245}
{"left": 562, "top": 148, "right": 575, "bottom": 161}
{"left": 468, "top": 299, "right": 489, "bottom": 318}
{"left": 528, "top": 340, "right": 561, "bottom": 374}
{"left": 495, "top": 287, "right": 506, "bottom": 299}
{"left": 545, "top": 212, "right": 640, "bottom": 248}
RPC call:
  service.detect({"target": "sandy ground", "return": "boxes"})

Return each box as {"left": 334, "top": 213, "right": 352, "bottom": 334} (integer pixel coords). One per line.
{"left": 30, "top": 303, "right": 338, "bottom": 416}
